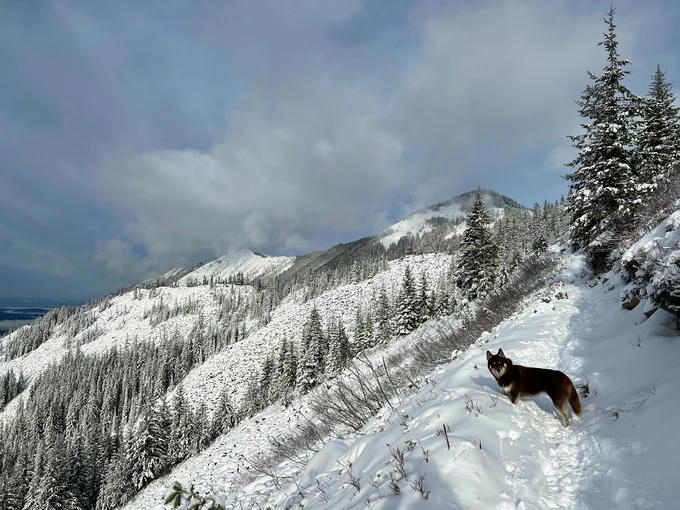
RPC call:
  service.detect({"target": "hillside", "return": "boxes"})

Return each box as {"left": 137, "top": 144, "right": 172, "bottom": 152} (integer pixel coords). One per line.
{"left": 237, "top": 253, "right": 677, "bottom": 509}
{"left": 129, "top": 250, "right": 678, "bottom": 509}
{"left": 122, "top": 203, "right": 679, "bottom": 509}
{"left": 0, "top": 189, "right": 565, "bottom": 510}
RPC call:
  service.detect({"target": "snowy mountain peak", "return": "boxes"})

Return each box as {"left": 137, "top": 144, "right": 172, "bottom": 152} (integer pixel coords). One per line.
{"left": 376, "top": 189, "right": 523, "bottom": 248}
{"left": 178, "top": 248, "right": 295, "bottom": 285}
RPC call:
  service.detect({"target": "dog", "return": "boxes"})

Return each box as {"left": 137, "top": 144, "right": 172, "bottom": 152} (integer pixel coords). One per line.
{"left": 486, "top": 349, "right": 581, "bottom": 427}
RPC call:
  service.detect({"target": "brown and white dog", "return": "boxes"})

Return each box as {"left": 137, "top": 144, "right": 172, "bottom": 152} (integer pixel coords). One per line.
{"left": 487, "top": 349, "right": 581, "bottom": 427}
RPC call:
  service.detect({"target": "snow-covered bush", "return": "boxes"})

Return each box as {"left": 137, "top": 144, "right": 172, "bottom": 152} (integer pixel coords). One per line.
{"left": 621, "top": 208, "right": 680, "bottom": 319}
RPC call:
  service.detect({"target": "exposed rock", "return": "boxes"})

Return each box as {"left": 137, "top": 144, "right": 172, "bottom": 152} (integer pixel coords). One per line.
{"left": 644, "top": 307, "right": 658, "bottom": 319}
{"left": 622, "top": 297, "right": 640, "bottom": 310}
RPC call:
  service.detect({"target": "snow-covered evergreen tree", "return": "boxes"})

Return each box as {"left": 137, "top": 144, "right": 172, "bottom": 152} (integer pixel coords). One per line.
{"left": 396, "top": 265, "right": 419, "bottom": 336}
{"left": 308, "top": 307, "right": 326, "bottom": 373}
{"left": 240, "top": 375, "right": 264, "bottom": 417}
{"left": 169, "top": 385, "right": 191, "bottom": 463}
{"left": 353, "top": 307, "right": 367, "bottom": 352}
{"left": 327, "top": 319, "right": 351, "bottom": 374}
{"left": 417, "top": 271, "right": 430, "bottom": 324}
{"left": 268, "top": 340, "right": 290, "bottom": 403}
{"left": 191, "top": 400, "right": 210, "bottom": 453}
{"left": 127, "top": 404, "right": 168, "bottom": 490}
{"left": 296, "top": 346, "right": 318, "bottom": 394}
{"left": 95, "top": 440, "right": 133, "bottom": 510}
{"left": 363, "top": 311, "right": 375, "bottom": 349}
{"left": 282, "top": 341, "right": 298, "bottom": 396}
{"left": 22, "top": 440, "right": 46, "bottom": 510}
{"left": 258, "top": 354, "right": 275, "bottom": 406}
{"left": 296, "top": 307, "right": 325, "bottom": 393}
{"left": 456, "top": 192, "right": 499, "bottom": 300}
{"left": 32, "top": 433, "right": 82, "bottom": 510}
{"left": 566, "top": 7, "right": 639, "bottom": 259}
{"left": 375, "top": 285, "right": 393, "bottom": 344}
{"left": 636, "top": 64, "right": 680, "bottom": 205}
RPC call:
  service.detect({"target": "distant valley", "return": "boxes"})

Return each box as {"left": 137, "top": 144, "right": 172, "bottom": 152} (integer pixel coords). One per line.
{"left": 0, "top": 306, "right": 53, "bottom": 336}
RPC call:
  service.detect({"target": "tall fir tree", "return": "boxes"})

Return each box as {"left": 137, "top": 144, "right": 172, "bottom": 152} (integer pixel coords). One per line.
{"left": 417, "top": 271, "right": 430, "bottom": 324}
{"left": 282, "top": 341, "right": 298, "bottom": 398}
{"left": 363, "top": 311, "right": 375, "bottom": 349}
{"left": 127, "top": 403, "right": 168, "bottom": 491}
{"left": 375, "top": 285, "right": 393, "bottom": 344}
{"left": 307, "top": 307, "right": 326, "bottom": 375}
{"left": 268, "top": 339, "right": 289, "bottom": 403}
{"left": 258, "top": 354, "right": 275, "bottom": 407}
{"left": 240, "top": 375, "right": 264, "bottom": 418}
{"left": 327, "top": 319, "right": 351, "bottom": 375}
{"left": 95, "top": 440, "right": 133, "bottom": 510}
{"left": 456, "top": 193, "right": 499, "bottom": 300}
{"left": 22, "top": 440, "right": 46, "bottom": 510}
{"left": 353, "top": 307, "right": 367, "bottom": 352}
{"left": 169, "top": 385, "right": 191, "bottom": 463}
{"left": 396, "top": 265, "right": 419, "bottom": 336}
{"left": 565, "top": 7, "right": 639, "bottom": 259}
{"left": 636, "top": 64, "right": 680, "bottom": 205}
{"left": 32, "top": 433, "right": 82, "bottom": 510}
{"left": 297, "top": 307, "right": 325, "bottom": 393}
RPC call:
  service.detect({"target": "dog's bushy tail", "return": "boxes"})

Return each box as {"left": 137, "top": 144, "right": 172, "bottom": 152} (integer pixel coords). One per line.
{"left": 569, "top": 385, "right": 582, "bottom": 416}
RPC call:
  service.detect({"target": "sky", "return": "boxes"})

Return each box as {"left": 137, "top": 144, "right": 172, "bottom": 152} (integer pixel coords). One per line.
{"left": 2, "top": 0, "right": 680, "bottom": 303}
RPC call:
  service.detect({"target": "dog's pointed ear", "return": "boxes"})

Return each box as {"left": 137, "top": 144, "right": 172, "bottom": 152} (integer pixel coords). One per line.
{"left": 498, "top": 348, "right": 505, "bottom": 358}
{"left": 486, "top": 350, "right": 492, "bottom": 361}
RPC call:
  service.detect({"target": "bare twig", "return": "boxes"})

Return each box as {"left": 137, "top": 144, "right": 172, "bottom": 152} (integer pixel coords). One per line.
{"left": 387, "top": 444, "right": 407, "bottom": 481}
{"left": 388, "top": 472, "right": 400, "bottom": 495}
{"left": 410, "top": 472, "right": 430, "bottom": 499}
{"left": 347, "top": 465, "right": 361, "bottom": 493}
{"left": 488, "top": 393, "right": 499, "bottom": 408}
{"left": 464, "top": 393, "right": 482, "bottom": 416}
{"left": 436, "top": 423, "right": 451, "bottom": 450}
{"left": 316, "top": 479, "right": 329, "bottom": 503}
{"left": 369, "top": 477, "right": 385, "bottom": 501}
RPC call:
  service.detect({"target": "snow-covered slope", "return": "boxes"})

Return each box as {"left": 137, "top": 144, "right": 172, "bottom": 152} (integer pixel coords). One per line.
{"left": 165, "top": 253, "right": 451, "bottom": 414}
{"left": 621, "top": 207, "right": 680, "bottom": 319}
{"left": 0, "top": 283, "right": 253, "bottom": 423}
{"left": 179, "top": 249, "right": 295, "bottom": 284}
{"left": 0, "top": 252, "right": 451, "bottom": 426}
{"left": 125, "top": 252, "right": 678, "bottom": 509}
{"left": 261, "top": 255, "right": 676, "bottom": 509}
{"left": 376, "top": 189, "right": 520, "bottom": 248}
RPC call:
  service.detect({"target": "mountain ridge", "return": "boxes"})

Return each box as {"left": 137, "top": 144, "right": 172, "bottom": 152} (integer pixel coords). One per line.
{"left": 165, "top": 189, "right": 525, "bottom": 291}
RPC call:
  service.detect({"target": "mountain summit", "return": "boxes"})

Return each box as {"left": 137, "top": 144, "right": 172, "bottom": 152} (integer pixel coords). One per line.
{"left": 376, "top": 189, "right": 524, "bottom": 248}
{"left": 178, "top": 249, "right": 295, "bottom": 285}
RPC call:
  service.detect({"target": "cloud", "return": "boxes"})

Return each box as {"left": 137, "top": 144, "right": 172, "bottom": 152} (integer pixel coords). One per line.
{"left": 3, "top": 0, "right": 679, "bottom": 299}
{"left": 94, "top": 0, "right": 665, "bottom": 278}
{"left": 98, "top": 103, "right": 403, "bottom": 270}
{"left": 92, "top": 239, "right": 150, "bottom": 281}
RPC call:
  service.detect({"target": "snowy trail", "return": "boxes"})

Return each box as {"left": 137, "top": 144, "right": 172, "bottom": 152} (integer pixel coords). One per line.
{"left": 490, "top": 278, "right": 603, "bottom": 510}
{"left": 477, "top": 257, "right": 663, "bottom": 510}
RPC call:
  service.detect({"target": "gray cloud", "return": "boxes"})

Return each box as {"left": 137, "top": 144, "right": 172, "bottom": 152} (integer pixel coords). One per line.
{"left": 95, "top": 1, "right": 625, "bottom": 274}
{"left": 2, "top": 0, "right": 680, "bottom": 300}
{"left": 97, "top": 103, "right": 404, "bottom": 269}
